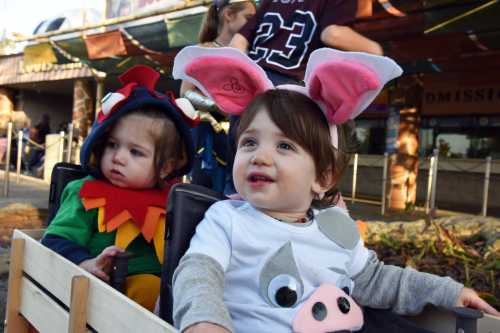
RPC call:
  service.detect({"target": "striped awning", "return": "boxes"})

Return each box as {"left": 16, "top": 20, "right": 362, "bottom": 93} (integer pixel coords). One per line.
{"left": 0, "top": 7, "right": 205, "bottom": 86}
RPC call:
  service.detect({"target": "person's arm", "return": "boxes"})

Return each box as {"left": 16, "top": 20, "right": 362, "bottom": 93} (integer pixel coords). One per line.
{"left": 320, "top": 25, "right": 383, "bottom": 55}
{"left": 231, "top": 0, "right": 265, "bottom": 54}
{"left": 41, "top": 234, "right": 92, "bottom": 264}
{"left": 351, "top": 250, "right": 464, "bottom": 315}
{"left": 229, "top": 33, "right": 250, "bottom": 53}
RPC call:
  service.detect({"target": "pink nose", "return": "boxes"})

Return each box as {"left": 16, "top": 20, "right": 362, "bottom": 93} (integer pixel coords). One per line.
{"left": 292, "top": 284, "right": 363, "bottom": 333}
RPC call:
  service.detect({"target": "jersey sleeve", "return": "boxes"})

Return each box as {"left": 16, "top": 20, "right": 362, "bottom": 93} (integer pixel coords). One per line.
{"left": 185, "top": 201, "right": 234, "bottom": 271}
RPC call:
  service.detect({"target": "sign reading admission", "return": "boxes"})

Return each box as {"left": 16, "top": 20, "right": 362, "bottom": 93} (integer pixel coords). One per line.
{"left": 422, "top": 84, "right": 500, "bottom": 116}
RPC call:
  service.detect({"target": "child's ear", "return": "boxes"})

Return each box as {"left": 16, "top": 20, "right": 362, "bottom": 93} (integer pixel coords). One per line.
{"left": 312, "top": 169, "right": 335, "bottom": 199}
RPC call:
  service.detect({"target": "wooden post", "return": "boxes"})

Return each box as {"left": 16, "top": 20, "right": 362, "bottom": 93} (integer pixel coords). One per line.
{"left": 66, "top": 123, "right": 74, "bottom": 163}
{"left": 74, "top": 137, "right": 83, "bottom": 165}
{"left": 481, "top": 156, "right": 492, "bottom": 217}
{"left": 5, "top": 239, "right": 30, "bottom": 333}
{"left": 73, "top": 79, "right": 94, "bottom": 144}
{"left": 3, "top": 122, "right": 12, "bottom": 197}
{"left": 16, "top": 130, "right": 23, "bottom": 183}
{"left": 68, "top": 276, "right": 90, "bottom": 333}
{"left": 425, "top": 154, "right": 435, "bottom": 214}
{"left": 425, "top": 149, "right": 439, "bottom": 214}
{"left": 381, "top": 152, "right": 389, "bottom": 215}
{"left": 58, "top": 131, "right": 65, "bottom": 163}
{"left": 95, "top": 77, "right": 105, "bottom": 117}
{"left": 430, "top": 149, "right": 439, "bottom": 213}
{"left": 388, "top": 107, "right": 420, "bottom": 210}
{"left": 351, "top": 153, "right": 359, "bottom": 203}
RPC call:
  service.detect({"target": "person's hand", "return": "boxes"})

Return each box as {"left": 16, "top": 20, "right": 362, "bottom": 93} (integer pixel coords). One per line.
{"left": 184, "top": 322, "right": 231, "bottom": 333}
{"left": 79, "top": 245, "right": 124, "bottom": 282}
{"left": 456, "top": 287, "right": 500, "bottom": 317}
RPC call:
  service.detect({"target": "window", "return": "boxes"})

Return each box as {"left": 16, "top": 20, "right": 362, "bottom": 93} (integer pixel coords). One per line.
{"left": 419, "top": 116, "right": 500, "bottom": 158}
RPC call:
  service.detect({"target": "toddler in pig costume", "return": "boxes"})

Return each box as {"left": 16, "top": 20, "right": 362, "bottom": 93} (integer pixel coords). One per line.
{"left": 171, "top": 46, "right": 499, "bottom": 333}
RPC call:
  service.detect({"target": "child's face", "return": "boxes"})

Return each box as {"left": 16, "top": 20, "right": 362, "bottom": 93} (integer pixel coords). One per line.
{"left": 233, "top": 109, "right": 323, "bottom": 217}
{"left": 100, "top": 114, "right": 158, "bottom": 189}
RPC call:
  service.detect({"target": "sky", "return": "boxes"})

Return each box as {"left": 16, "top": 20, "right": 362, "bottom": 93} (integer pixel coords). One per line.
{"left": 1, "top": 0, "right": 104, "bottom": 37}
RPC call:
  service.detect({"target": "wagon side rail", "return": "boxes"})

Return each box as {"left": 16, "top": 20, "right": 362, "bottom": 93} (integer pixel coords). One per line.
{"left": 5, "top": 228, "right": 179, "bottom": 333}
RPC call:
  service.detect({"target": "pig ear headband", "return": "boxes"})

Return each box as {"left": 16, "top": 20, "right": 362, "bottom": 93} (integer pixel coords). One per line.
{"left": 173, "top": 46, "right": 274, "bottom": 115}
{"left": 173, "top": 46, "right": 403, "bottom": 147}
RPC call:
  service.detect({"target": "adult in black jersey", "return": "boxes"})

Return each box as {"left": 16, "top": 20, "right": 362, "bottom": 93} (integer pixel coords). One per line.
{"left": 225, "top": 1, "right": 382, "bottom": 198}
{"left": 231, "top": 0, "right": 382, "bottom": 85}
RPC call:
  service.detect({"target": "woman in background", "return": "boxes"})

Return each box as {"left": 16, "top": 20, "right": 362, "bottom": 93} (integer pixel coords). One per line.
{"left": 180, "top": 0, "right": 256, "bottom": 193}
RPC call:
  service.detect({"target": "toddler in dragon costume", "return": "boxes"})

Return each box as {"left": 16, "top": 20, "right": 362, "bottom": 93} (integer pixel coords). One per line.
{"left": 42, "top": 65, "right": 196, "bottom": 311}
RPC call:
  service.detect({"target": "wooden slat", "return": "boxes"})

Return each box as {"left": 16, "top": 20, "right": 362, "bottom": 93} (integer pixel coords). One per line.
{"left": 5, "top": 238, "right": 29, "bottom": 333}
{"left": 13, "top": 229, "right": 82, "bottom": 308}
{"left": 12, "top": 229, "right": 178, "bottom": 333}
{"left": 68, "top": 276, "right": 90, "bottom": 333}
{"left": 84, "top": 280, "right": 177, "bottom": 333}
{"left": 19, "top": 277, "right": 71, "bottom": 333}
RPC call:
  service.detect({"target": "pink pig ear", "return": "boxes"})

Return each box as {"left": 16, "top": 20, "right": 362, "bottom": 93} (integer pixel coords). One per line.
{"left": 173, "top": 46, "right": 274, "bottom": 115}
{"left": 305, "top": 48, "right": 403, "bottom": 124}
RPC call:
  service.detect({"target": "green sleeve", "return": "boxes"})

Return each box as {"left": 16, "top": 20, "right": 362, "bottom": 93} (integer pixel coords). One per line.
{"left": 44, "top": 176, "right": 98, "bottom": 247}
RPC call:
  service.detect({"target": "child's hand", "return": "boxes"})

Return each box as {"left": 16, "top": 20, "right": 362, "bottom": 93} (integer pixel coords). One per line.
{"left": 184, "top": 322, "right": 231, "bottom": 333}
{"left": 79, "top": 245, "right": 124, "bottom": 282}
{"left": 456, "top": 287, "right": 500, "bottom": 317}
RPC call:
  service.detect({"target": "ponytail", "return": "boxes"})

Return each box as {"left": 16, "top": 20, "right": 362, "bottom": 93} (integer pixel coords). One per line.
{"left": 199, "top": 5, "right": 219, "bottom": 43}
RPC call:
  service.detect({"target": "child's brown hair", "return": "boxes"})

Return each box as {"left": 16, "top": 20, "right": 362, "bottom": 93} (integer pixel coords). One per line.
{"left": 89, "top": 108, "right": 184, "bottom": 186}
{"left": 236, "top": 89, "right": 358, "bottom": 209}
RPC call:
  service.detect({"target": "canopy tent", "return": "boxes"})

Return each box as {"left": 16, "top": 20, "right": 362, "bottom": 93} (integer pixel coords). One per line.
{"left": 6, "top": 0, "right": 500, "bottom": 83}
{"left": 20, "top": 10, "right": 205, "bottom": 79}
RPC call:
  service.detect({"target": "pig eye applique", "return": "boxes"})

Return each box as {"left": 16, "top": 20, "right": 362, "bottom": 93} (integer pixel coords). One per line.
{"left": 268, "top": 274, "right": 303, "bottom": 308}
{"left": 259, "top": 242, "right": 304, "bottom": 308}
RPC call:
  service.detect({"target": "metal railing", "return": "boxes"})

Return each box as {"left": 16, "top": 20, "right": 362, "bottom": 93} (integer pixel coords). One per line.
{"left": 1, "top": 121, "right": 79, "bottom": 197}
{"left": 2, "top": 123, "right": 498, "bottom": 217}
{"left": 346, "top": 152, "right": 496, "bottom": 217}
